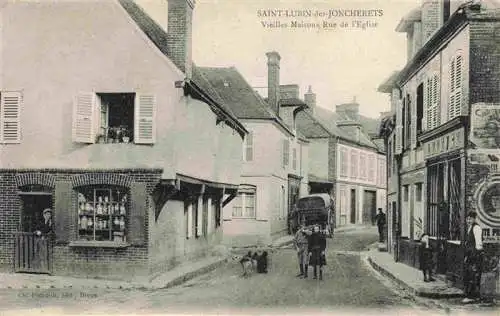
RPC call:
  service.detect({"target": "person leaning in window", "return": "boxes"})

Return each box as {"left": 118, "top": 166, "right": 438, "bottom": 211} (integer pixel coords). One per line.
{"left": 33, "top": 208, "right": 54, "bottom": 271}
{"left": 462, "top": 211, "right": 484, "bottom": 304}
{"left": 307, "top": 224, "right": 327, "bottom": 280}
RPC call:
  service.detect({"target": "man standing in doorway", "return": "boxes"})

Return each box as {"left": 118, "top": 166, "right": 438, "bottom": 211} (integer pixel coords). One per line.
{"left": 462, "top": 211, "right": 484, "bottom": 304}
{"left": 375, "top": 208, "right": 386, "bottom": 242}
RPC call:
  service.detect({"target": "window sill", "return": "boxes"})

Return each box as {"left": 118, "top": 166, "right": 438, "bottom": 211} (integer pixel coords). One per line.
{"left": 69, "top": 241, "right": 130, "bottom": 248}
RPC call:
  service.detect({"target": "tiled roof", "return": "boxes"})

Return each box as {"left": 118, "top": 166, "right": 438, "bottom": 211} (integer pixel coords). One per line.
{"left": 196, "top": 67, "right": 275, "bottom": 119}
{"left": 295, "top": 111, "right": 331, "bottom": 138}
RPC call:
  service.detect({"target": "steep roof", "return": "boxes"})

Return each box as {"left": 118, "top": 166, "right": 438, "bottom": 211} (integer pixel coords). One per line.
{"left": 296, "top": 111, "right": 331, "bottom": 138}
{"left": 196, "top": 67, "right": 275, "bottom": 119}
{"left": 117, "top": 0, "right": 245, "bottom": 135}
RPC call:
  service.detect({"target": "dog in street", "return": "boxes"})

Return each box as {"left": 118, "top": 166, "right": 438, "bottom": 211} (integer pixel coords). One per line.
{"left": 239, "top": 251, "right": 257, "bottom": 277}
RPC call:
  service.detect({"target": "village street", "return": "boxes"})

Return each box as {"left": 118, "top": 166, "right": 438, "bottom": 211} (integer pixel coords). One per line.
{"left": 0, "top": 228, "right": 431, "bottom": 315}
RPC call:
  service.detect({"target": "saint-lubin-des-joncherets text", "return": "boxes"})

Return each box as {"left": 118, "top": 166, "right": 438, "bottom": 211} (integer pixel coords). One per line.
{"left": 257, "top": 9, "right": 384, "bottom": 19}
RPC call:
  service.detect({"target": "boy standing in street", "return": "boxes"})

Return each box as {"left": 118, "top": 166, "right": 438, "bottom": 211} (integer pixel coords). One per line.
{"left": 375, "top": 208, "right": 386, "bottom": 243}
{"left": 294, "top": 223, "right": 309, "bottom": 278}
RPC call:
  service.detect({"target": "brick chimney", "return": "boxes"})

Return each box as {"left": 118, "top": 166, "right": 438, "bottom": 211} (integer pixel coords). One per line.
{"left": 336, "top": 97, "right": 360, "bottom": 121}
{"left": 166, "top": 0, "right": 195, "bottom": 78}
{"left": 304, "top": 86, "right": 316, "bottom": 115}
{"left": 421, "top": 0, "right": 444, "bottom": 45}
{"left": 266, "top": 51, "right": 281, "bottom": 114}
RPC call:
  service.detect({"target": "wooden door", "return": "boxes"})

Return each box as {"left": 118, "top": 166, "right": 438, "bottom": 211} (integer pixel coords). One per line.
{"left": 14, "top": 193, "right": 53, "bottom": 274}
{"left": 350, "top": 189, "right": 356, "bottom": 224}
{"left": 363, "top": 190, "right": 377, "bottom": 225}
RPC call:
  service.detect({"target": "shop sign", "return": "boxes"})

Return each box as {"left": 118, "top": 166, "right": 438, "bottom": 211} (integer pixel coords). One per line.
{"left": 423, "top": 128, "right": 464, "bottom": 159}
{"left": 472, "top": 174, "right": 500, "bottom": 229}
{"left": 470, "top": 103, "right": 500, "bottom": 150}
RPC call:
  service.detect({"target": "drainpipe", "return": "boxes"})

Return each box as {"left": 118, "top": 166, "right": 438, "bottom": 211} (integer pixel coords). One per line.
{"left": 395, "top": 153, "right": 403, "bottom": 262}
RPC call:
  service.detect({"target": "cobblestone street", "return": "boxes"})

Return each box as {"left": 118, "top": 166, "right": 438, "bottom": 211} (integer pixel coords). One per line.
{"left": 0, "top": 228, "right": 434, "bottom": 315}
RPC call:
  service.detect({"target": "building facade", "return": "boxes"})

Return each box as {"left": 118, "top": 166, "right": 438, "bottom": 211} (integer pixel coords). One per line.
{"left": 0, "top": 0, "right": 247, "bottom": 281}
{"left": 198, "top": 53, "right": 309, "bottom": 247}
{"left": 379, "top": 0, "right": 500, "bottom": 291}
{"left": 297, "top": 93, "right": 387, "bottom": 228}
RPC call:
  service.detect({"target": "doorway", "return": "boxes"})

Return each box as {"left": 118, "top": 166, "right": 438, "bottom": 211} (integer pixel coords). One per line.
{"left": 350, "top": 189, "right": 356, "bottom": 224}
{"left": 363, "top": 190, "right": 377, "bottom": 225}
{"left": 15, "top": 193, "right": 53, "bottom": 274}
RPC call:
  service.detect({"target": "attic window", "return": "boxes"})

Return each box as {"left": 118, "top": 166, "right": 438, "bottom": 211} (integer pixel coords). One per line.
{"left": 223, "top": 81, "right": 230, "bottom": 87}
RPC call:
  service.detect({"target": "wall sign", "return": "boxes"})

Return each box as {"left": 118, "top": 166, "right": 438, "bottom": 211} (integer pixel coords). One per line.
{"left": 470, "top": 103, "right": 500, "bottom": 150}
{"left": 423, "top": 128, "right": 464, "bottom": 159}
{"left": 472, "top": 173, "right": 500, "bottom": 230}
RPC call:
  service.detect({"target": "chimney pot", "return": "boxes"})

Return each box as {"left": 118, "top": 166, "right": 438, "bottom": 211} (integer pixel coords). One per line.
{"left": 304, "top": 86, "right": 316, "bottom": 115}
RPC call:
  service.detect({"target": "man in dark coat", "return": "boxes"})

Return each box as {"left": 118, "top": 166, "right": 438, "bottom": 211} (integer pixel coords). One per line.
{"left": 307, "top": 224, "right": 327, "bottom": 280}
{"left": 462, "top": 212, "right": 484, "bottom": 304}
{"left": 374, "top": 208, "right": 386, "bottom": 242}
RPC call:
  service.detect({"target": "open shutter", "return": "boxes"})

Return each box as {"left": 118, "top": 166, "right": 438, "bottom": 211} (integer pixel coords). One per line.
{"left": 187, "top": 202, "right": 193, "bottom": 238}
{"left": 1, "top": 91, "right": 22, "bottom": 143}
{"left": 129, "top": 182, "right": 147, "bottom": 245}
{"left": 455, "top": 55, "right": 463, "bottom": 117}
{"left": 411, "top": 93, "right": 417, "bottom": 149}
{"left": 54, "top": 181, "right": 73, "bottom": 244}
{"left": 134, "top": 94, "right": 156, "bottom": 144}
{"left": 72, "top": 92, "right": 95, "bottom": 143}
{"left": 423, "top": 79, "right": 428, "bottom": 131}
{"left": 449, "top": 57, "right": 456, "bottom": 120}
{"left": 196, "top": 196, "right": 203, "bottom": 237}
{"left": 432, "top": 74, "right": 440, "bottom": 127}
{"left": 207, "top": 197, "right": 212, "bottom": 234}
{"left": 395, "top": 99, "right": 403, "bottom": 154}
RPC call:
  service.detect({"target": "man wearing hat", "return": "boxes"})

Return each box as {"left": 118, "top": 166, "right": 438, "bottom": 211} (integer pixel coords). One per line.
{"left": 34, "top": 208, "right": 54, "bottom": 271}
{"left": 462, "top": 211, "right": 484, "bottom": 304}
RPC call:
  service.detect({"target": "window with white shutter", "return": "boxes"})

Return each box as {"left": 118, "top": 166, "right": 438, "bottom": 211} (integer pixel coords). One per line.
{"left": 340, "top": 147, "right": 348, "bottom": 177}
{"left": 0, "top": 91, "right": 22, "bottom": 143}
{"left": 449, "top": 53, "right": 463, "bottom": 120}
{"left": 424, "top": 74, "right": 440, "bottom": 130}
{"left": 243, "top": 131, "right": 253, "bottom": 162}
{"left": 395, "top": 99, "right": 403, "bottom": 154}
{"left": 359, "top": 152, "right": 367, "bottom": 180}
{"left": 73, "top": 92, "right": 96, "bottom": 143}
{"left": 135, "top": 94, "right": 156, "bottom": 144}
{"left": 282, "top": 139, "right": 290, "bottom": 168}
{"left": 350, "top": 150, "right": 358, "bottom": 179}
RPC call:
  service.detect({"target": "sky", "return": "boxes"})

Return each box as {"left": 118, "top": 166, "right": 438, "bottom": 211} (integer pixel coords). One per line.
{"left": 140, "top": 0, "right": 420, "bottom": 119}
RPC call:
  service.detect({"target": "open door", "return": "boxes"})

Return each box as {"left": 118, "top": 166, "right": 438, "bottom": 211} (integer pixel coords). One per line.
{"left": 14, "top": 193, "right": 53, "bottom": 274}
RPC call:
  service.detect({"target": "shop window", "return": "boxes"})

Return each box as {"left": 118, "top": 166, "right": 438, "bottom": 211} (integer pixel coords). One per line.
{"left": 77, "top": 186, "right": 129, "bottom": 242}
{"left": 232, "top": 186, "right": 256, "bottom": 219}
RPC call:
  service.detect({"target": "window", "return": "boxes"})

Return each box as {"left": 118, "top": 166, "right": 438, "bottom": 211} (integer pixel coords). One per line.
{"left": 281, "top": 185, "right": 286, "bottom": 218}
{"left": 368, "top": 154, "right": 375, "bottom": 182}
{"left": 73, "top": 92, "right": 156, "bottom": 144}
{"left": 405, "top": 94, "right": 412, "bottom": 149}
{"left": 350, "top": 150, "right": 358, "bottom": 179}
{"left": 416, "top": 84, "right": 424, "bottom": 135}
{"left": 244, "top": 131, "right": 253, "bottom": 162}
{"left": 77, "top": 186, "right": 129, "bottom": 242}
{"left": 282, "top": 139, "right": 290, "bottom": 168}
{"left": 340, "top": 148, "right": 348, "bottom": 177}
{"left": 403, "top": 185, "right": 409, "bottom": 202}
{"left": 387, "top": 139, "right": 392, "bottom": 178}
{"left": 359, "top": 153, "right": 367, "bottom": 180}
{"left": 402, "top": 96, "right": 406, "bottom": 149}
{"left": 415, "top": 183, "right": 423, "bottom": 202}
{"left": 425, "top": 74, "right": 440, "bottom": 130}
{"left": 0, "top": 91, "right": 22, "bottom": 143}
{"left": 292, "top": 147, "right": 297, "bottom": 170}
{"left": 449, "top": 53, "right": 463, "bottom": 120}
{"left": 232, "top": 186, "right": 256, "bottom": 219}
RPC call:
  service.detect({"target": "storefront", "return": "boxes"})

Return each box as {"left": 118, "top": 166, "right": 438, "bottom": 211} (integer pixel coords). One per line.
{"left": 4, "top": 169, "right": 233, "bottom": 281}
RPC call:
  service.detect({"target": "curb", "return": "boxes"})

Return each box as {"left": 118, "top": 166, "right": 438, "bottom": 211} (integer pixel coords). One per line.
{"left": 0, "top": 257, "right": 229, "bottom": 291}
{"left": 150, "top": 257, "right": 229, "bottom": 290}
{"left": 367, "top": 255, "right": 463, "bottom": 299}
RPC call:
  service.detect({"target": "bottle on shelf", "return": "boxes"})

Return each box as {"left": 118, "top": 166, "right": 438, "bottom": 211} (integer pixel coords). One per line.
{"left": 97, "top": 201, "right": 103, "bottom": 215}
{"left": 81, "top": 216, "right": 88, "bottom": 230}
{"left": 114, "top": 217, "right": 120, "bottom": 226}
{"left": 120, "top": 203, "right": 126, "bottom": 215}
{"left": 119, "top": 216, "right": 125, "bottom": 231}
{"left": 88, "top": 217, "right": 93, "bottom": 228}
